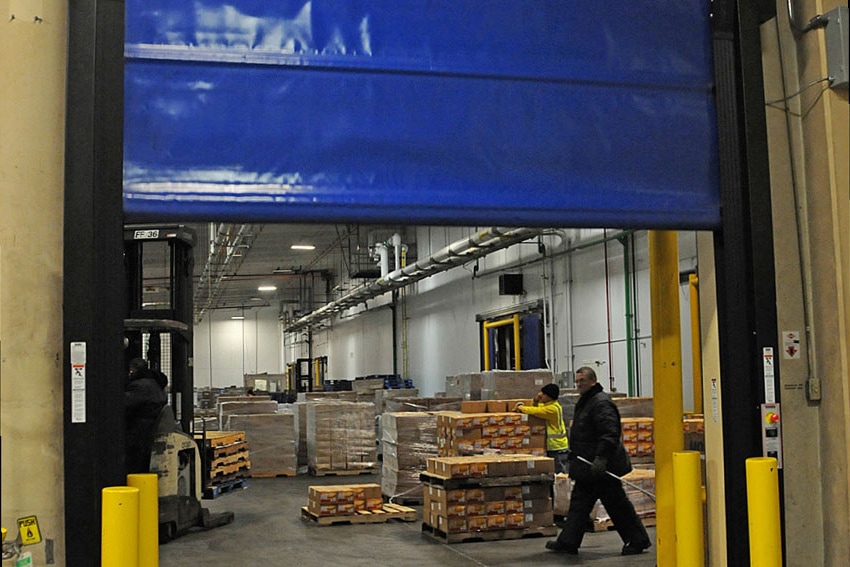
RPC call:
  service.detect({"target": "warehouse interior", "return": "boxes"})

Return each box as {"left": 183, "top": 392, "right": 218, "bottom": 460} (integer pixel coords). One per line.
{"left": 1, "top": 1, "right": 848, "bottom": 566}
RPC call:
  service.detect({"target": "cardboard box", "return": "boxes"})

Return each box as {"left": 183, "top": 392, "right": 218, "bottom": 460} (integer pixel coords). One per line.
{"left": 445, "top": 373, "right": 483, "bottom": 401}
{"left": 437, "top": 515, "right": 468, "bottom": 533}
{"left": 524, "top": 511, "right": 554, "bottom": 528}
{"left": 480, "top": 370, "right": 555, "bottom": 400}
{"left": 505, "top": 512, "right": 525, "bottom": 528}
{"left": 486, "top": 514, "right": 507, "bottom": 530}
{"left": 522, "top": 497, "right": 552, "bottom": 514}
{"left": 461, "top": 400, "right": 489, "bottom": 413}
{"left": 521, "top": 483, "right": 551, "bottom": 500}
{"left": 486, "top": 501, "right": 506, "bottom": 515}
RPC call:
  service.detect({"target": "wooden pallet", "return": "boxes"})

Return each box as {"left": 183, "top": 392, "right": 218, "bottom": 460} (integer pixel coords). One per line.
{"left": 195, "top": 431, "right": 246, "bottom": 448}
{"left": 385, "top": 495, "right": 423, "bottom": 506}
{"left": 575, "top": 515, "right": 657, "bottom": 532}
{"left": 309, "top": 467, "right": 380, "bottom": 477}
{"left": 206, "top": 441, "right": 249, "bottom": 459}
{"left": 421, "top": 522, "right": 557, "bottom": 544}
{"left": 301, "top": 503, "right": 417, "bottom": 526}
{"left": 552, "top": 514, "right": 656, "bottom": 532}
{"left": 250, "top": 469, "right": 297, "bottom": 478}
{"left": 203, "top": 478, "right": 247, "bottom": 499}
{"left": 210, "top": 452, "right": 250, "bottom": 469}
{"left": 209, "top": 460, "right": 251, "bottom": 479}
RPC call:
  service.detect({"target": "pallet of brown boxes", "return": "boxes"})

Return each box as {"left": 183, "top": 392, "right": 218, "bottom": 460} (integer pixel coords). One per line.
{"left": 301, "top": 482, "right": 417, "bottom": 526}
{"left": 436, "top": 401, "right": 548, "bottom": 458}
{"left": 421, "top": 454, "right": 557, "bottom": 543}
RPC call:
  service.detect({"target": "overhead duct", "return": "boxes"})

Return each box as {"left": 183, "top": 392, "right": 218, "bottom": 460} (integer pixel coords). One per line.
{"left": 284, "top": 227, "right": 542, "bottom": 333}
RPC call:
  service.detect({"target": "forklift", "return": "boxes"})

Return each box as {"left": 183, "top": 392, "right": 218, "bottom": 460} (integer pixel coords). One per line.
{"left": 124, "top": 225, "right": 233, "bottom": 542}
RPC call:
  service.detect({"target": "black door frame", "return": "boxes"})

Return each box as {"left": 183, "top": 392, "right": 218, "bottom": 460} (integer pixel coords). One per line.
{"left": 63, "top": 1, "right": 781, "bottom": 564}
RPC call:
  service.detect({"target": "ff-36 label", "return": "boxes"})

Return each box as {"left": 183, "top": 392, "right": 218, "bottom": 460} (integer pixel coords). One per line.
{"left": 133, "top": 229, "right": 160, "bottom": 239}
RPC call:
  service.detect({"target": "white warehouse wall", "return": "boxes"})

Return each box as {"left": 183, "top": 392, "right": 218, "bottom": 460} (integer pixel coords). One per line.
{"left": 194, "top": 306, "right": 281, "bottom": 388}
{"left": 196, "top": 228, "right": 701, "bottom": 406}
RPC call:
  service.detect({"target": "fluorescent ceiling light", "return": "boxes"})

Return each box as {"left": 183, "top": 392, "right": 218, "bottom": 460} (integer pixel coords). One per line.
{"left": 290, "top": 244, "right": 315, "bottom": 250}
{"left": 257, "top": 285, "right": 277, "bottom": 292}
{"left": 231, "top": 316, "right": 245, "bottom": 320}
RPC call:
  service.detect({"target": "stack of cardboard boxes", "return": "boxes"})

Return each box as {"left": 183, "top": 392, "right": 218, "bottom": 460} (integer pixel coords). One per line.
{"left": 306, "top": 483, "right": 384, "bottom": 517}
{"left": 436, "top": 410, "right": 547, "bottom": 457}
{"left": 306, "top": 401, "right": 378, "bottom": 474}
{"left": 381, "top": 411, "right": 438, "bottom": 501}
{"left": 445, "top": 370, "right": 554, "bottom": 401}
{"left": 422, "top": 454, "right": 556, "bottom": 541}
{"left": 225, "top": 410, "right": 298, "bottom": 477}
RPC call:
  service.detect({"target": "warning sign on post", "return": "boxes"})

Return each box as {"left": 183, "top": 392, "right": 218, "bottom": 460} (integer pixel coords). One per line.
{"left": 17, "top": 516, "right": 41, "bottom": 546}
{"left": 783, "top": 331, "right": 801, "bottom": 359}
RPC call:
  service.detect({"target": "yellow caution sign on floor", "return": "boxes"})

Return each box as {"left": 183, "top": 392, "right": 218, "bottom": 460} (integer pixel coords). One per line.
{"left": 16, "top": 516, "right": 41, "bottom": 546}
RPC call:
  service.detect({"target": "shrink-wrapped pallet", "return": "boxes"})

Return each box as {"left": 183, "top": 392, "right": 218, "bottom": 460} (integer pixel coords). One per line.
{"left": 381, "top": 412, "right": 438, "bottom": 500}
{"left": 306, "top": 401, "right": 377, "bottom": 473}
{"left": 225, "top": 410, "right": 298, "bottom": 476}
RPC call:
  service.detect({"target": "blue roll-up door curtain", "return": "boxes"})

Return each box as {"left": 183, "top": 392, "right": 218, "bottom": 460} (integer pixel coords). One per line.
{"left": 124, "top": 0, "right": 719, "bottom": 229}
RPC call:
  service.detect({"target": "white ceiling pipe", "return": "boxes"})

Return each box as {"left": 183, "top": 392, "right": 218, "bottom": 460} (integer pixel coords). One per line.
{"left": 284, "top": 227, "right": 541, "bottom": 332}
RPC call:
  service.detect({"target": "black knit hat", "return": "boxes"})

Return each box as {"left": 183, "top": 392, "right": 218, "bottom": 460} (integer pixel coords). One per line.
{"left": 128, "top": 358, "right": 147, "bottom": 370}
{"left": 541, "top": 383, "right": 560, "bottom": 400}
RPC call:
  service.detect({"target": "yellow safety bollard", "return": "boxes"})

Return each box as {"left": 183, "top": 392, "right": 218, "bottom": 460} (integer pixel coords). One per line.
{"left": 128, "top": 474, "right": 160, "bottom": 567}
{"left": 102, "top": 486, "right": 140, "bottom": 567}
{"left": 673, "top": 451, "right": 705, "bottom": 566}
{"left": 746, "top": 457, "right": 782, "bottom": 567}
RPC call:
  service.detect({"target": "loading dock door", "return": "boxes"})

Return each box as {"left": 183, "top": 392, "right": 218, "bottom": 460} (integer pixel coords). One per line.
{"left": 124, "top": 0, "right": 720, "bottom": 229}
{"left": 64, "top": 1, "right": 781, "bottom": 565}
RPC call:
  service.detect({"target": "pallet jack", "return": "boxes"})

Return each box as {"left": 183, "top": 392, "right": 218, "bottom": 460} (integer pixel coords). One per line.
{"left": 125, "top": 225, "right": 234, "bottom": 542}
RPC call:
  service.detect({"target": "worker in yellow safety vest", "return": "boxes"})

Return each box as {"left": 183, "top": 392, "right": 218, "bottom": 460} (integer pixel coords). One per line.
{"left": 514, "top": 383, "right": 569, "bottom": 473}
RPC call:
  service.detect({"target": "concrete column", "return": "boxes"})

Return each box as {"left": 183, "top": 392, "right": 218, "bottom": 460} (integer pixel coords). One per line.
{"left": 0, "top": 0, "right": 68, "bottom": 565}
{"left": 760, "top": 1, "right": 850, "bottom": 565}
{"left": 696, "top": 231, "right": 729, "bottom": 567}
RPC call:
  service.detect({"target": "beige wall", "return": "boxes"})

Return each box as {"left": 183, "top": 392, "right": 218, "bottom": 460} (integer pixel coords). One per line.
{"left": 762, "top": 0, "right": 850, "bottom": 565}
{"left": 0, "top": 0, "right": 67, "bottom": 564}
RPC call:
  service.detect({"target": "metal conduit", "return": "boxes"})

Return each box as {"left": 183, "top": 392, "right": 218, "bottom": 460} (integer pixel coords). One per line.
{"left": 194, "top": 223, "right": 253, "bottom": 322}
{"left": 284, "top": 227, "right": 542, "bottom": 333}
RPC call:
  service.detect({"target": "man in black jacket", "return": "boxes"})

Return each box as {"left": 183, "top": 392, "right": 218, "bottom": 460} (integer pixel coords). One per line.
{"left": 125, "top": 358, "right": 167, "bottom": 474}
{"left": 546, "top": 366, "right": 652, "bottom": 556}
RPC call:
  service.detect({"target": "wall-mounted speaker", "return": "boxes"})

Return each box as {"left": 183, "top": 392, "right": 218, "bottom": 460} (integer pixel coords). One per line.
{"left": 498, "top": 274, "right": 523, "bottom": 295}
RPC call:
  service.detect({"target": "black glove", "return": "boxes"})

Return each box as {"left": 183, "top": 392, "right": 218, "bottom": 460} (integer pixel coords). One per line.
{"left": 591, "top": 456, "right": 608, "bottom": 476}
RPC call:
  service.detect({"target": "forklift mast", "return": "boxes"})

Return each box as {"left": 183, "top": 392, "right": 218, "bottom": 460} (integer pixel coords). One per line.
{"left": 124, "top": 225, "right": 196, "bottom": 434}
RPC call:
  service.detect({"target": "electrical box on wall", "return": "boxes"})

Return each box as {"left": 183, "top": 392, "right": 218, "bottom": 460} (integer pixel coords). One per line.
{"left": 498, "top": 274, "right": 523, "bottom": 295}
{"left": 825, "top": 6, "right": 848, "bottom": 91}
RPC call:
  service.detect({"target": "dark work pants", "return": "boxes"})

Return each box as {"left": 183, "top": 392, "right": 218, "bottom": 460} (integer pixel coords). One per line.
{"left": 556, "top": 474, "right": 650, "bottom": 549}
{"left": 547, "top": 450, "right": 569, "bottom": 474}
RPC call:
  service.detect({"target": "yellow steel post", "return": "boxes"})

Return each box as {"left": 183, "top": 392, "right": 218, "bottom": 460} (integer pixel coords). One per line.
{"left": 648, "top": 230, "right": 684, "bottom": 567}
{"left": 746, "top": 457, "right": 782, "bottom": 567}
{"left": 102, "top": 486, "right": 140, "bottom": 567}
{"left": 483, "top": 324, "right": 491, "bottom": 370}
{"left": 673, "top": 451, "right": 705, "bottom": 566}
{"left": 512, "top": 313, "right": 521, "bottom": 370}
{"left": 127, "top": 474, "right": 159, "bottom": 567}
{"left": 689, "top": 274, "right": 703, "bottom": 414}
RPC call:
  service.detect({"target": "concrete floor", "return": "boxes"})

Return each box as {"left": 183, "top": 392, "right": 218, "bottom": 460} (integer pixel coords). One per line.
{"left": 160, "top": 473, "right": 656, "bottom": 566}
